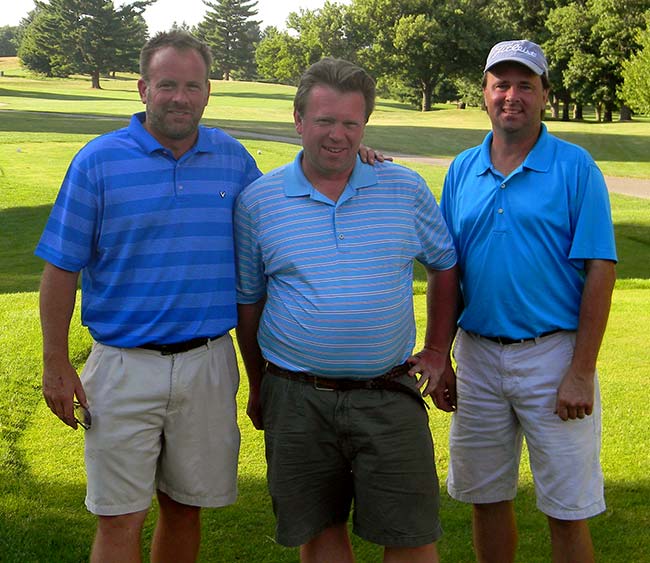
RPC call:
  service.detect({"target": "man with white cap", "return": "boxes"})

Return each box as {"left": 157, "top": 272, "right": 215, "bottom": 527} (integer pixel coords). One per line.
{"left": 438, "top": 40, "right": 617, "bottom": 563}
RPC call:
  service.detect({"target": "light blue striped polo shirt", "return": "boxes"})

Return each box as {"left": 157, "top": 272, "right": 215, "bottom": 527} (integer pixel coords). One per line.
{"left": 35, "top": 112, "right": 262, "bottom": 347}
{"left": 235, "top": 152, "right": 457, "bottom": 378}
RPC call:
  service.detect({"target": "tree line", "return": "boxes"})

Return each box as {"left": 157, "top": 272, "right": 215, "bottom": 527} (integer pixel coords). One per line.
{"left": 2, "top": 0, "right": 649, "bottom": 119}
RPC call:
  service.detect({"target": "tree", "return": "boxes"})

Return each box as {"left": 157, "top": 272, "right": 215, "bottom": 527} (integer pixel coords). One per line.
{"left": 285, "top": 2, "right": 357, "bottom": 64}
{"left": 349, "top": 0, "right": 493, "bottom": 111}
{"left": 621, "top": 23, "right": 650, "bottom": 115}
{"left": 197, "top": 0, "right": 260, "bottom": 80}
{"left": 0, "top": 26, "right": 19, "bottom": 57}
{"left": 17, "top": 0, "right": 151, "bottom": 87}
{"left": 546, "top": 0, "right": 650, "bottom": 121}
{"left": 255, "top": 26, "right": 307, "bottom": 85}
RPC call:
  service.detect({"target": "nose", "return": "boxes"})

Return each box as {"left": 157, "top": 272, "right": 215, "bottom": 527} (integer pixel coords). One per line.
{"left": 171, "top": 87, "right": 190, "bottom": 104}
{"left": 328, "top": 121, "right": 345, "bottom": 140}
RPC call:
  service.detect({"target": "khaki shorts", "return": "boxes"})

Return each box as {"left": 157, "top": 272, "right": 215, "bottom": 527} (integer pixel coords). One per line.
{"left": 80, "top": 335, "right": 240, "bottom": 516}
{"left": 261, "top": 370, "right": 442, "bottom": 548}
{"left": 448, "top": 329, "right": 605, "bottom": 520}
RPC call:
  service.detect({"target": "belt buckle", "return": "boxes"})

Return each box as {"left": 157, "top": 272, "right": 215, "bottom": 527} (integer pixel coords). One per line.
{"left": 313, "top": 379, "right": 335, "bottom": 392}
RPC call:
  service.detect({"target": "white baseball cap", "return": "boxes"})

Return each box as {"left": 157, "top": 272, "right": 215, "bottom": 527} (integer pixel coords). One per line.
{"left": 484, "top": 40, "right": 548, "bottom": 76}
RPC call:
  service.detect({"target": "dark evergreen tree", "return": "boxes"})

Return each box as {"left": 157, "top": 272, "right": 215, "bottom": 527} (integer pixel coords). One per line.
{"left": 17, "top": 0, "right": 152, "bottom": 88}
{"left": 0, "top": 26, "right": 19, "bottom": 57}
{"left": 197, "top": 0, "right": 260, "bottom": 80}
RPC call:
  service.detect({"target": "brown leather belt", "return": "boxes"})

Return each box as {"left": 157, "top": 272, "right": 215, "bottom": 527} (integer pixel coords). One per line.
{"left": 139, "top": 335, "right": 221, "bottom": 355}
{"left": 473, "top": 328, "right": 562, "bottom": 346}
{"left": 265, "top": 362, "right": 428, "bottom": 408}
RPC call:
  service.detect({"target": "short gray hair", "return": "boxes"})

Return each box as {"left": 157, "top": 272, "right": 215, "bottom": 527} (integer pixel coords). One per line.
{"left": 140, "top": 31, "right": 212, "bottom": 83}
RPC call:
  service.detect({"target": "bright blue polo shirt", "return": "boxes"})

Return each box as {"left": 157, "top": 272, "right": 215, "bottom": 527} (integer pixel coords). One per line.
{"left": 235, "top": 152, "right": 457, "bottom": 378}
{"left": 36, "top": 112, "right": 262, "bottom": 347}
{"left": 440, "top": 124, "right": 617, "bottom": 339}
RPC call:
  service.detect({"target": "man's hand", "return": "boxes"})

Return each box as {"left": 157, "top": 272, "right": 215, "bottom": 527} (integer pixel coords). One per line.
{"left": 42, "top": 359, "right": 87, "bottom": 429}
{"left": 555, "top": 366, "right": 595, "bottom": 421}
{"left": 431, "top": 362, "right": 457, "bottom": 412}
{"left": 247, "top": 383, "right": 264, "bottom": 430}
{"left": 407, "top": 347, "right": 447, "bottom": 397}
{"left": 359, "top": 144, "right": 393, "bottom": 165}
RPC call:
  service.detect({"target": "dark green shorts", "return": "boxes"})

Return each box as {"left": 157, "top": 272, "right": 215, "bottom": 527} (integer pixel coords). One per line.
{"left": 261, "top": 369, "right": 442, "bottom": 548}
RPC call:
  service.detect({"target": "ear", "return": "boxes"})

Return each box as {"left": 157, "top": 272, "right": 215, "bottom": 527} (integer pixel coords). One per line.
{"left": 137, "top": 78, "right": 147, "bottom": 104}
{"left": 294, "top": 109, "right": 303, "bottom": 135}
{"left": 204, "top": 80, "right": 211, "bottom": 106}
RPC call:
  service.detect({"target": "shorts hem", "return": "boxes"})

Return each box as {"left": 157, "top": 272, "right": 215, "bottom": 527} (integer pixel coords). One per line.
{"left": 85, "top": 499, "right": 151, "bottom": 516}
{"left": 447, "top": 486, "right": 516, "bottom": 505}
{"left": 277, "top": 516, "right": 347, "bottom": 547}
{"left": 355, "top": 525, "right": 443, "bottom": 548}
{"left": 158, "top": 483, "right": 238, "bottom": 508}
{"left": 537, "top": 499, "right": 606, "bottom": 521}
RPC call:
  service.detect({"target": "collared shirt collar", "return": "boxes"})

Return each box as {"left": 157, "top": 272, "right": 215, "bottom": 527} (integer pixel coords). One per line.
{"left": 284, "top": 150, "right": 378, "bottom": 203}
{"left": 128, "top": 112, "right": 215, "bottom": 158}
{"left": 478, "top": 123, "right": 552, "bottom": 177}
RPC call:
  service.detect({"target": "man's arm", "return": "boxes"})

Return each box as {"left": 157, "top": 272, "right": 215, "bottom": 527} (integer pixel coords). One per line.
{"left": 408, "top": 264, "right": 459, "bottom": 402}
{"left": 40, "top": 262, "right": 86, "bottom": 429}
{"left": 236, "top": 299, "right": 267, "bottom": 430}
{"left": 555, "top": 259, "right": 616, "bottom": 421}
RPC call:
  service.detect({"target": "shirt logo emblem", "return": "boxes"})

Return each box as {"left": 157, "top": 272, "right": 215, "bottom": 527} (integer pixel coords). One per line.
{"left": 219, "top": 191, "right": 227, "bottom": 198}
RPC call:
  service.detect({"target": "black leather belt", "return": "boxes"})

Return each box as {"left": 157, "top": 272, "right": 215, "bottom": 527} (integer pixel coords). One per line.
{"left": 139, "top": 335, "right": 220, "bottom": 355}
{"left": 473, "top": 329, "right": 562, "bottom": 346}
{"left": 265, "top": 362, "right": 428, "bottom": 408}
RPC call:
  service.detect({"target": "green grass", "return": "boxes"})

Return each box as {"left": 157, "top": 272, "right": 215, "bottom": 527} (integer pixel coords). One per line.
{"left": 2, "top": 67, "right": 650, "bottom": 178}
{"left": 1, "top": 71, "right": 649, "bottom": 562}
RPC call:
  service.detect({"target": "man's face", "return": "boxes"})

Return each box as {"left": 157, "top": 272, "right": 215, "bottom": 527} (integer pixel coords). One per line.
{"left": 137, "top": 46, "right": 210, "bottom": 149}
{"left": 294, "top": 84, "right": 367, "bottom": 180}
{"left": 483, "top": 62, "right": 548, "bottom": 139}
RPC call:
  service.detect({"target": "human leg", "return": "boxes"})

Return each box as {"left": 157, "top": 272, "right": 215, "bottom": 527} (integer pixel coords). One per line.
{"left": 300, "top": 523, "right": 354, "bottom": 563}
{"left": 547, "top": 517, "right": 594, "bottom": 563}
{"left": 158, "top": 335, "right": 240, "bottom": 508}
{"left": 350, "top": 376, "right": 441, "bottom": 549}
{"left": 261, "top": 373, "right": 353, "bottom": 547}
{"left": 472, "top": 501, "right": 517, "bottom": 563}
{"left": 90, "top": 510, "right": 148, "bottom": 563}
{"left": 150, "top": 490, "right": 201, "bottom": 563}
{"left": 383, "top": 543, "right": 439, "bottom": 563}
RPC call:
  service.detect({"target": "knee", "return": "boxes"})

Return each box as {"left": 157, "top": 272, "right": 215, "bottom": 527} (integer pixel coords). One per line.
{"left": 97, "top": 510, "right": 148, "bottom": 537}
{"left": 157, "top": 491, "right": 201, "bottom": 525}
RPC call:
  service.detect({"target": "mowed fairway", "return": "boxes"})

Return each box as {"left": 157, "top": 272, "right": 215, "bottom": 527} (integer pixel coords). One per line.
{"left": 1, "top": 66, "right": 649, "bottom": 562}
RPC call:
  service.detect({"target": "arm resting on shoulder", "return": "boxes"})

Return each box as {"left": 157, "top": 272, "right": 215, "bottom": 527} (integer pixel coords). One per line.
{"left": 236, "top": 299, "right": 267, "bottom": 430}
{"left": 40, "top": 262, "right": 85, "bottom": 429}
{"left": 555, "top": 259, "right": 616, "bottom": 421}
{"left": 408, "top": 264, "right": 460, "bottom": 406}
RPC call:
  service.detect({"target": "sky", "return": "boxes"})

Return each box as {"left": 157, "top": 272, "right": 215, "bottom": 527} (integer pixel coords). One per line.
{"left": 1, "top": 0, "right": 351, "bottom": 33}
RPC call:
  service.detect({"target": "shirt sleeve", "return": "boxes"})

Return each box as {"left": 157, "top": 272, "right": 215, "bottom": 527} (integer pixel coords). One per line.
{"left": 234, "top": 193, "right": 267, "bottom": 303}
{"left": 414, "top": 174, "right": 457, "bottom": 271}
{"left": 34, "top": 150, "right": 100, "bottom": 271}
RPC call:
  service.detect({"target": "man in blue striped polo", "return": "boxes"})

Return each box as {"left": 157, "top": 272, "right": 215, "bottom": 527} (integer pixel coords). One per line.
{"left": 36, "top": 31, "right": 262, "bottom": 562}
{"left": 235, "top": 57, "right": 459, "bottom": 563}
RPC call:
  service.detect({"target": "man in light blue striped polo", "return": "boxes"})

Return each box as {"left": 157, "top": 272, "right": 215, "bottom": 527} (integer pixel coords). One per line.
{"left": 235, "top": 58, "right": 459, "bottom": 563}
{"left": 36, "top": 31, "right": 262, "bottom": 562}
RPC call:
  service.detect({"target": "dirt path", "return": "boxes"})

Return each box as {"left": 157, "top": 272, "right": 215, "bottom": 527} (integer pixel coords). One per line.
{"left": 393, "top": 154, "right": 650, "bottom": 200}
{"left": 229, "top": 129, "right": 650, "bottom": 200}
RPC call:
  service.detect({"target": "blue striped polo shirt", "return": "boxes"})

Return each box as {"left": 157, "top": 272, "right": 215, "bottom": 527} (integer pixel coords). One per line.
{"left": 35, "top": 112, "right": 262, "bottom": 347}
{"left": 235, "top": 152, "right": 457, "bottom": 378}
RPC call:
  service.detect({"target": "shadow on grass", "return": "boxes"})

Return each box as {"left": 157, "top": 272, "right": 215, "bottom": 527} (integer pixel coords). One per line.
{"left": 1, "top": 209, "right": 648, "bottom": 297}
{"left": 0, "top": 205, "right": 51, "bottom": 294}
{"left": 210, "top": 91, "right": 294, "bottom": 103}
{"left": 0, "top": 110, "right": 128, "bottom": 136}
{"left": 1, "top": 109, "right": 648, "bottom": 165}
{"left": 413, "top": 221, "right": 650, "bottom": 288}
{"left": 0, "top": 472, "right": 647, "bottom": 563}
{"left": 0, "top": 87, "right": 132, "bottom": 104}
